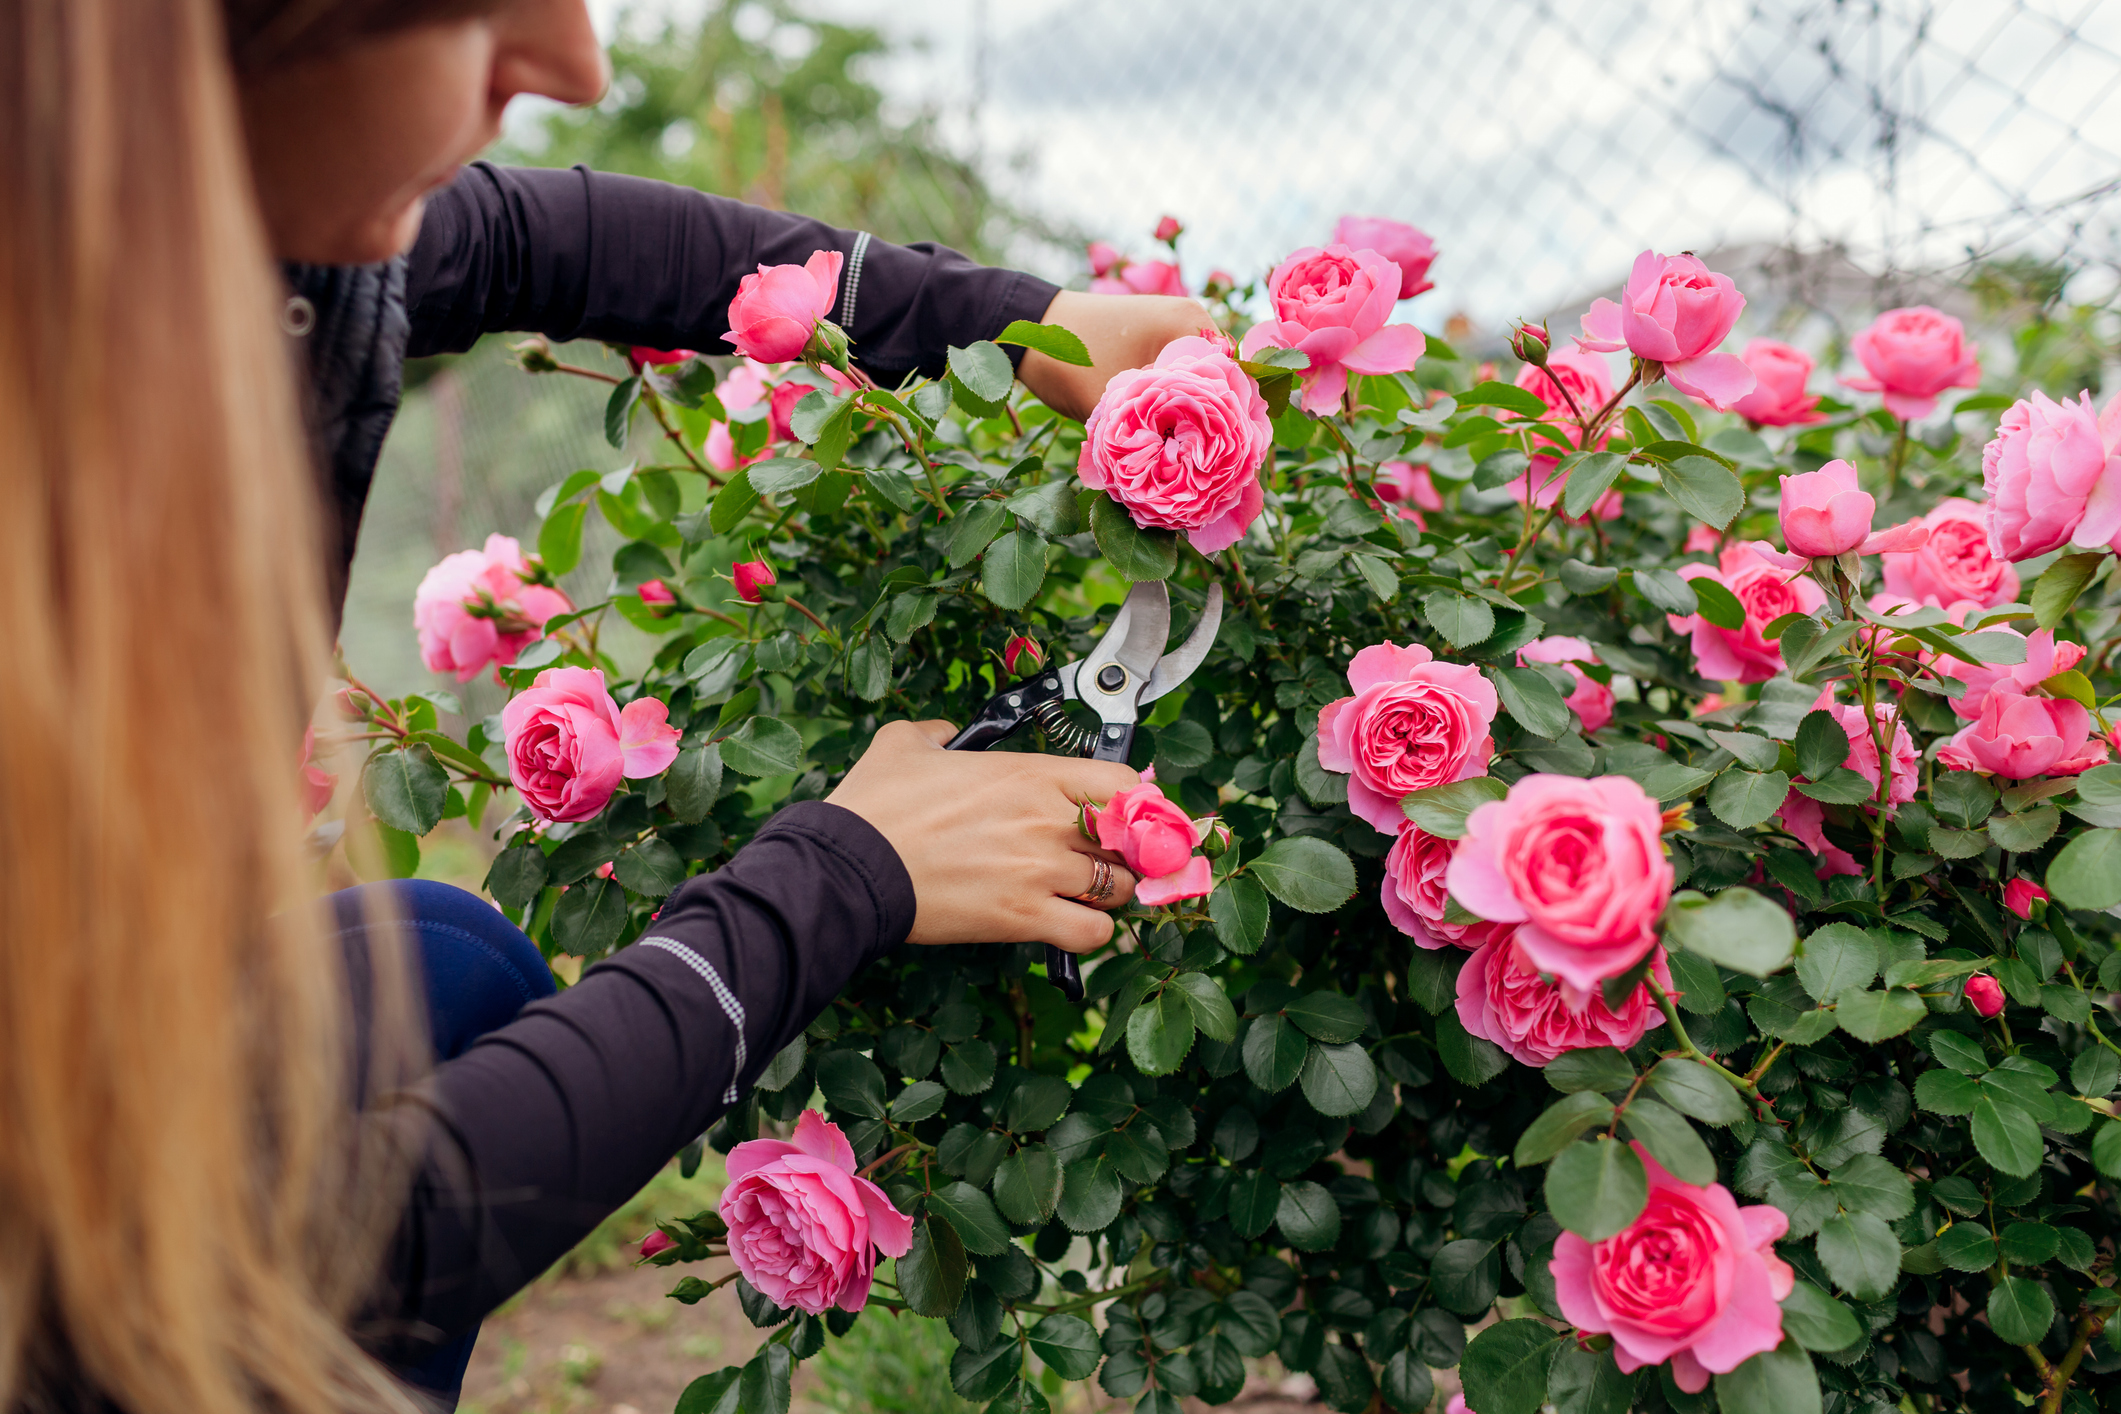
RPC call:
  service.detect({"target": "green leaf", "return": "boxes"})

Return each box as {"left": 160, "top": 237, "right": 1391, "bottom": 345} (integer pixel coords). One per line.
{"left": 1436, "top": 1007, "right": 1511, "bottom": 1086}
{"left": 949, "top": 1342, "right": 1022, "bottom": 1403}
{"left": 1660, "top": 455, "right": 1744, "bottom": 528}
{"left": 718, "top": 716, "right": 805, "bottom": 777}
{"left": 1472, "top": 448, "right": 1530, "bottom": 491}
{"left": 1515, "top": 1091, "right": 1618, "bottom": 1165}
{"left": 1249, "top": 837, "right": 1356, "bottom": 912}
{"left": 992, "top": 1145, "right": 1061, "bottom": 1225}
{"left": 1972, "top": 1090, "right": 2046, "bottom": 1176}
{"left": 1547, "top": 1138, "right": 1648, "bottom": 1240}
{"left": 1284, "top": 991, "right": 1368, "bottom": 1043}
{"left": 1707, "top": 729, "right": 1781, "bottom": 770}
{"left": 536, "top": 497, "right": 591, "bottom": 577}
{"left": 1545, "top": 1343, "right": 1637, "bottom": 1414}
{"left": 1026, "top": 1314, "right": 1100, "bottom": 1379}
{"left": 1935, "top": 1223, "right": 1996, "bottom": 1271}
{"left": 1691, "top": 576, "right": 1746, "bottom": 630}
{"left": 1380, "top": 1351, "right": 1435, "bottom": 1414}
{"left": 1987, "top": 1276, "right": 2056, "bottom": 1345}
{"left": 1662, "top": 888, "right": 1797, "bottom": 976}
{"left": 994, "top": 320, "right": 1093, "bottom": 367}
{"left": 1429, "top": 1239, "right": 1503, "bottom": 1316}
{"left": 613, "top": 838, "right": 686, "bottom": 898}
{"left": 1619, "top": 1097, "right": 1715, "bottom": 1185}
{"left": 1126, "top": 986, "right": 1195, "bottom": 1076}
{"left": 665, "top": 742, "right": 724, "bottom": 824}
{"left": 2091, "top": 1120, "right": 2121, "bottom": 1178}
{"left": 1649, "top": 1058, "right": 1750, "bottom": 1126}
{"left": 981, "top": 530, "right": 1048, "bottom": 611}
{"left": 1226, "top": 1168, "right": 1281, "bottom": 1239}
{"left": 1928, "top": 1029, "right": 1990, "bottom": 1075}
{"left": 1713, "top": 1343, "right": 1821, "bottom": 1414}
{"left": 1708, "top": 768, "right": 1790, "bottom": 830}
{"left": 1632, "top": 567, "right": 1698, "bottom": 616}
{"left": 484, "top": 844, "right": 549, "bottom": 911}
{"left": 948, "top": 341, "right": 1016, "bottom": 403}
{"left": 1793, "top": 710, "right": 1852, "bottom": 780}
{"left": 1492, "top": 666, "right": 1571, "bottom": 739}
{"left": 1458, "top": 379, "right": 1550, "bottom": 417}
{"left": 1400, "top": 775, "right": 1508, "bottom": 838}
{"left": 1546, "top": 1047, "right": 1635, "bottom": 1094}
{"left": 2049, "top": 829, "right": 2121, "bottom": 910}
{"left": 1778, "top": 1281, "right": 1862, "bottom": 1352}
{"left": 1816, "top": 1211, "right": 1902, "bottom": 1300}
{"left": 604, "top": 374, "right": 641, "bottom": 448}
{"left": 1243, "top": 1012, "right": 1309, "bottom": 1092}
{"left": 944, "top": 498, "right": 1009, "bottom": 569}
{"left": 1423, "top": 590, "right": 1495, "bottom": 648}
{"left": 926, "top": 1182, "right": 1011, "bottom": 1255}
{"left": 1004, "top": 479, "right": 1082, "bottom": 536}
{"left": 1301, "top": 1042, "right": 1379, "bottom": 1116}
{"left": 708, "top": 466, "right": 761, "bottom": 535}
{"left": 1559, "top": 557, "right": 1622, "bottom": 595}
{"left": 363, "top": 744, "right": 450, "bottom": 836}
{"left": 1990, "top": 803, "right": 2060, "bottom": 853}
{"left": 1835, "top": 988, "right": 1927, "bottom": 1043}
{"left": 1055, "top": 1154, "right": 1123, "bottom": 1232}
{"left": 1460, "top": 1319, "right": 1560, "bottom": 1414}
{"left": 2032, "top": 550, "right": 2106, "bottom": 630}
{"left": 1999, "top": 1220, "right": 2061, "bottom": 1266}
{"left": 1089, "top": 493, "right": 1178, "bottom": 581}
{"left": 1210, "top": 875, "right": 1270, "bottom": 955}
{"left": 748, "top": 455, "right": 823, "bottom": 496}
{"left": 845, "top": 634, "right": 893, "bottom": 702}
{"left": 675, "top": 1368, "right": 744, "bottom": 1414}
{"left": 738, "top": 1345, "right": 793, "bottom": 1414}
{"left": 813, "top": 1050, "right": 887, "bottom": 1119}
{"left": 1828, "top": 1154, "right": 1914, "bottom": 1220}
{"left": 1561, "top": 452, "right": 1627, "bottom": 521}
{"left": 897, "top": 1213, "right": 968, "bottom": 1317}
{"left": 1353, "top": 553, "right": 1399, "bottom": 602}
{"left": 1274, "top": 1179, "right": 1342, "bottom": 1250}
{"left": 550, "top": 876, "right": 626, "bottom": 955}
{"left": 1170, "top": 972, "right": 1238, "bottom": 1042}
{"left": 939, "top": 1039, "right": 997, "bottom": 1094}
{"left": 1294, "top": 733, "right": 1347, "bottom": 805}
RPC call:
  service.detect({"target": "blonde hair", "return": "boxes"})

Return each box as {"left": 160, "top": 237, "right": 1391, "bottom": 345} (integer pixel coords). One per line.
{"left": 0, "top": 3, "right": 413, "bottom": 1412}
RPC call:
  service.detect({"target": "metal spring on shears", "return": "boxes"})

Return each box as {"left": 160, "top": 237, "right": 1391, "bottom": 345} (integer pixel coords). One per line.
{"left": 1028, "top": 697, "right": 1098, "bottom": 757}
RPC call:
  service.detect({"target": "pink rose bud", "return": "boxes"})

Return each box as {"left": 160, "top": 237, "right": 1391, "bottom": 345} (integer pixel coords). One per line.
{"left": 1093, "top": 781, "right": 1213, "bottom": 906}
{"left": 414, "top": 533, "right": 575, "bottom": 683}
{"left": 1965, "top": 973, "right": 2006, "bottom": 1017}
{"left": 1153, "top": 215, "right": 1183, "bottom": 243}
{"left": 637, "top": 578, "right": 677, "bottom": 608}
{"left": 721, "top": 1110, "right": 913, "bottom": 1315}
{"left": 1091, "top": 260, "right": 1187, "bottom": 298}
{"left": 1087, "top": 240, "right": 1121, "bottom": 277}
{"left": 723, "top": 250, "right": 844, "bottom": 364}
{"left": 1316, "top": 643, "right": 1500, "bottom": 835}
{"left": 501, "top": 667, "right": 683, "bottom": 824}
{"left": 1457, "top": 935, "right": 1671, "bottom": 1067}
{"left": 1842, "top": 306, "right": 1981, "bottom": 421}
{"left": 2004, "top": 878, "right": 2049, "bottom": 919}
{"left": 1078, "top": 336, "right": 1271, "bottom": 554}
{"left": 1779, "top": 459, "right": 1876, "bottom": 558}
{"left": 1330, "top": 215, "right": 1438, "bottom": 299}
{"left": 1731, "top": 339, "right": 1826, "bottom": 426}
{"left": 1200, "top": 819, "right": 1233, "bottom": 860}
{"left": 1510, "top": 321, "right": 1550, "bottom": 367}
{"left": 1447, "top": 775, "right": 1674, "bottom": 998}
{"left": 627, "top": 346, "right": 696, "bottom": 371}
{"left": 299, "top": 725, "right": 337, "bottom": 822}
{"left": 733, "top": 560, "right": 778, "bottom": 604}
{"left": 1003, "top": 636, "right": 1043, "bottom": 676}
{"left": 1204, "top": 269, "right": 1237, "bottom": 294}
{"left": 640, "top": 1229, "right": 677, "bottom": 1260}
{"left": 1240, "top": 245, "right": 1425, "bottom": 413}
{"left": 1551, "top": 1144, "right": 1794, "bottom": 1392}
{"left": 1982, "top": 389, "right": 2121, "bottom": 561}
{"left": 1576, "top": 250, "right": 1754, "bottom": 410}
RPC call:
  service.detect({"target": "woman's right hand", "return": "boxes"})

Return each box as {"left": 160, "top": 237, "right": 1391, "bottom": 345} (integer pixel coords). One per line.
{"left": 825, "top": 720, "right": 1141, "bottom": 953}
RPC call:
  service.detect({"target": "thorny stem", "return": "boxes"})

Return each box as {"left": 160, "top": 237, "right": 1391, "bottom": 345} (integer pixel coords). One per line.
{"left": 1745, "top": 1040, "right": 1791, "bottom": 1086}
{"left": 1579, "top": 359, "right": 1645, "bottom": 445}
{"left": 643, "top": 390, "right": 719, "bottom": 483}
{"left": 2038, "top": 1309, "right": 2111, "bottom": 1413}
{"left": 782, "top": 595, "right": 833, "bottom": 639}
{"left": 856, "top": 1142, "right": 917, "bottom": 1179}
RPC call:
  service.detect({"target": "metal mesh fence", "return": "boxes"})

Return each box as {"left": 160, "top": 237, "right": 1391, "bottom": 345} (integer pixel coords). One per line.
{"left": 345, "top": 0, "right": 2121, "bottom": 698}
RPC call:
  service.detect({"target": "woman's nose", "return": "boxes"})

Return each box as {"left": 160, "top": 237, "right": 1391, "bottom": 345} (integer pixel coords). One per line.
{"left": 491, "top": 0, "right": 608, "bottom": 109}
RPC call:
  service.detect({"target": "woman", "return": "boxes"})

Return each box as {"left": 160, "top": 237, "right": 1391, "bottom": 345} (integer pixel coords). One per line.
{"left": 0, "top": 4, "right": 1205, "bottom": 1414}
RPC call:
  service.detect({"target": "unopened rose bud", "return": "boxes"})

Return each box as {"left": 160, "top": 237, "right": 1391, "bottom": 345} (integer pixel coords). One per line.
{"left": 732, "top": 560, "right": 778, "bottom": 604}
{"left": 1199, "top": 820, "right": 1233, "bottom": 859}
{"left": 1087, "top": 241, "right": 1121, "bottom": 277}
{"left": 2003, "top": 878, "right": 2048, "bottom": 920}
{"left": 512, "top": 336, "right": 560, "bottom": 373}
{"left": 628, "top": 346, "right": 696, "bottom": 372}
{"left": 1003, "top": 636, "right": 1044, "bottom": 676}
{"left": 1153, "top": 215, "right": 1184, "bottom": 244}
{"left": 1965, "top": 973, "right": 2006, "bottom": 1018}
{"left": 1511, "top": 321, "right": 1550, "bottom": 367}
{"left": 805, "top": 318, "right": 853, "bottom": 376}
{"left": 640, "top": 1230, "right": 676, "bottom": 1260}
{"left": 638, "top": 578, "right": 677, "bottom": 610}
{"left": 1203, "top": 269, "right": 1237, "bottom": 296}
{"left": 1076, "top": 799, "right": 1100, "bottom": 842}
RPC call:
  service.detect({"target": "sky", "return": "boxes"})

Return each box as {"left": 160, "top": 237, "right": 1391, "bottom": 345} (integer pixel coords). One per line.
{"left": 559, "top": 0, "right": 2121, "bottom": 325}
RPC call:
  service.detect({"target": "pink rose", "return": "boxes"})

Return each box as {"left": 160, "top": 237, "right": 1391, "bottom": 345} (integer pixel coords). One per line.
{"left": 1330, "top": 215, "right": 1438, "bottom": 299}
{"left": 1317, "top": 642, "right": 1500, "bottom": 835}
{"left": 1003, "top": 636, "right": 1043, "bottom": 675}
{"left": 1982, "top": 389, "right": 2121, "bottom": 560}
{"left": 1380, "top": 824, "right": 1515, "bottom": 952}
{"left": 721, "top": 1110, "right": 914, "bottom": 1315}
{"left": 1683, "top": 524, "right": 1722, "bottom": 555}
{"left": 1076, "top": 334, "right": 1272, "bottom": 554}
{"left": 1447, "top": 774, "right": 1673, "bottom": 996}
{"left": 1940, "top": 627, "right": 2087, "bottom": 721}
{"left": 1880, "top": 497, "right": 2020, "bottom": 607}
{"left": 1842, "top": 306, "right": 1980, "bottom": 421}
{"left": 1552, "top": 1145, "right": 1793, "bottom": 1392}
{"left": 1091, "top": 780, "right": 1213, "bottom": 906}
{"left": 2004, "top": 878, "right": 2048, "bottom": 919}
{"left": 628, "top": 346, "right": 696, "bottom": 370}
{"left": 1375, "top": 460, "right": 1443, "bottom": 515}
{"left": 501, "top": 667, "right": 683, "bottom": 823}
{"left": 640, "top": 1230, "right": 676, "bottom": 1260}
{"left": 300, "top": 726, "right": 337, "bottom": 822}
{"left": 1240, "top": 245, "right": 1426, "bottom": 413}
{"left": 1779, "top": 459, "right": 1874, "bottom": 558}
{"left": 734, "top": 561, "right": 777, "bottom": 604}
{"left": 1153, "top": 214, "right": 1183, "bottom": 243}
{"left": 723, "top": 250, "right": 843, "bottom": 364}
{"left": 1730, "top": 339, "right": 1825, "bottom": 426}
{"left": 1965, "top": 974, "right": 2006, "bottom": 1017}
{"left": 1091, "top": 260, "right": 1187, "bottom": 298}
{"left": 1518, "top": 636, "right": 1614, "bottom": 734}
{"left": 1087, "top": 241, "right": 1121, "bottom": 277}
{"left": 637, "top": 579, "right": 677, "bottom": 608}
{"left": 1446, "top": 1399, "right": 1471, "bottom": 1414}
{"left": 414, "top": 533, "right": 575, "bottom": 683}
{"left": 1938, "top": 690, "right": 2108, "bottom": 780}
{"left": 1456, "top": 935, "right": 1670, "bottom": 1066}
{"left": 1670, "top": 542, "right": 1828, "bottom": 683}
{"left": 1506, "top": 351, "right": 1624, "bottom": 522}
{"left": 1576, "top": 250, "right": 1753, "bottom": 410}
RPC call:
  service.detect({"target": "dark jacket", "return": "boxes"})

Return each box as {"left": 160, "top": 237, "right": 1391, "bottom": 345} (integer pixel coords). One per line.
{"left": 287, "top": 161, "right": 1060, "bottom": 619}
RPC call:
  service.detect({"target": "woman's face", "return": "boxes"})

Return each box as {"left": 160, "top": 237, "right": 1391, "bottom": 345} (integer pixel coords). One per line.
{"left": 239, "top": 0, "right": 606, "bottom": 265}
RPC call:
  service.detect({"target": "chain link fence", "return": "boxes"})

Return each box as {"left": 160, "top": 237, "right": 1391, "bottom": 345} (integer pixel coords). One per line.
{"left": 346, "top": 0, "right": 2121, "bottom": 697}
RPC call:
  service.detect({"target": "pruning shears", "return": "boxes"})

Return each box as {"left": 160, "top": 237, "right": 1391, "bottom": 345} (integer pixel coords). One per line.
{"left": 946, "top": 580, "right": 1224, "bottom": 1003}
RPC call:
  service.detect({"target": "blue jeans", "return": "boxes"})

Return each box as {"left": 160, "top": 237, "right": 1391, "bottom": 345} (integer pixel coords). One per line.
{"left": 332, "top": 879, "right": 556, "bottom": 1407}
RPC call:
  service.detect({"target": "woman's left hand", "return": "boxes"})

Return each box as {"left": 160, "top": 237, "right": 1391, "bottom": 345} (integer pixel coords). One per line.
{"left": 1015, "top": 290, "right": 1216, "bottom": 421}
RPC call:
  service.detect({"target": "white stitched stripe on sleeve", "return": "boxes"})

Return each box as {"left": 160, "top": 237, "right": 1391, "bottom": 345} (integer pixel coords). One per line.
{"left": 839, "top": 231, "right": 872, "bottom": 329}
{"left": 640, "top": 936, "right": 748, "bottom": 1104}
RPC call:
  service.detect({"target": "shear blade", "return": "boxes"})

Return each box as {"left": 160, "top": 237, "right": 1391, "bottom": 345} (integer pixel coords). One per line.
{"left": 1142, "top": 584, "right": 1223, "bottom": 704}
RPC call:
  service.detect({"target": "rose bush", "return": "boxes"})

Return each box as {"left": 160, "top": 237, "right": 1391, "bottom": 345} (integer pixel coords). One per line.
{"left": 328, "top": 222, "right": 2121, "bottom": 1414}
